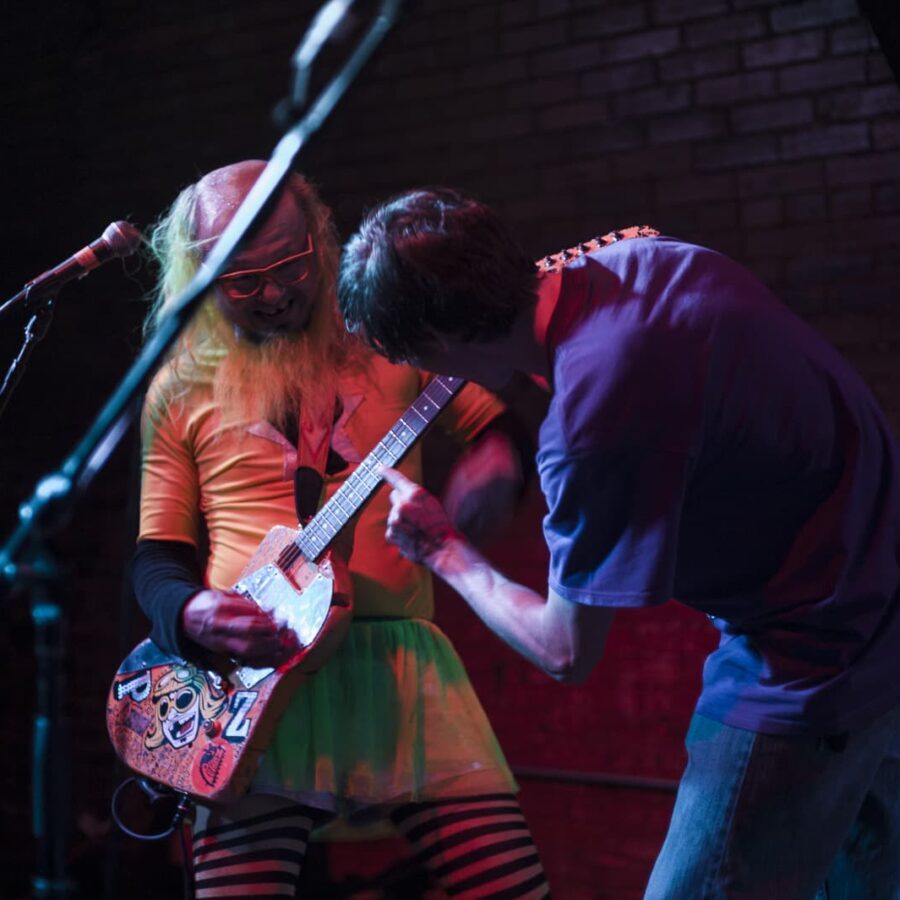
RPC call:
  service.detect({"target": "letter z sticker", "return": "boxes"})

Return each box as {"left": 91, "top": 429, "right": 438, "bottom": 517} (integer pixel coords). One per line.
{"left": 224, "top": 691, "right": 257, "bottom": 742}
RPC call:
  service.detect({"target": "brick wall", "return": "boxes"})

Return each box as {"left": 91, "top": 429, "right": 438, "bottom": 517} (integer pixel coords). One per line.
{"left": 0, "top": 1, "right": 896, "bottom": 896}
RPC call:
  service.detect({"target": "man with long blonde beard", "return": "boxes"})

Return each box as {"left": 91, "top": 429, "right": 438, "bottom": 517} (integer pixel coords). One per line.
{"left": 134, "top": 161, "right": 550, "bottom": 898}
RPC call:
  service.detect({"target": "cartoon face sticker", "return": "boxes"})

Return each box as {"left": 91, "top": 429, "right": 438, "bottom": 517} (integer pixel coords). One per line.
{"left": 145, "top": 666, "right": 228, "bottom": 751}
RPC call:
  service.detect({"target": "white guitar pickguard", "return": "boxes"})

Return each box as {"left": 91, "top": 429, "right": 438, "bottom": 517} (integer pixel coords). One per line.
{"left": 232, "top": 563, "right": 334, "bottom": 688}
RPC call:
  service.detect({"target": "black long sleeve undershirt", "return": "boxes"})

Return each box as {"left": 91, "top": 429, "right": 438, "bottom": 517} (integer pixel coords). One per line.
{"left": 132, "top": 538, "right": 206, "bottom": 660}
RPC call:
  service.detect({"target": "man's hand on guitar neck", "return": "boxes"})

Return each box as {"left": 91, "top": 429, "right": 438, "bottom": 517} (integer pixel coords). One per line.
{"left": 180, "top": 589, "right": 300, "bottom": 668}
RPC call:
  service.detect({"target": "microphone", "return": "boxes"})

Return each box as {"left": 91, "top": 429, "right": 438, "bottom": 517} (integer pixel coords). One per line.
{"left": 24, "top": 221, "right": 143, "bottom": 301}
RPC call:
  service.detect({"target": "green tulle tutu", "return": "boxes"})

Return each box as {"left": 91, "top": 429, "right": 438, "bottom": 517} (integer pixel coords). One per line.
{"left": 252, "top": 617, "right": 516, "bottom": 817}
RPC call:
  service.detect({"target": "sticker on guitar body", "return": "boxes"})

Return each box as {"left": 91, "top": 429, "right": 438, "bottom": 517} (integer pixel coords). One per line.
{"left": 144, "top": 666, "right": 229, "bottom": 751}
{"left": 109, "top": 658, "right": 264, "bottom": 794}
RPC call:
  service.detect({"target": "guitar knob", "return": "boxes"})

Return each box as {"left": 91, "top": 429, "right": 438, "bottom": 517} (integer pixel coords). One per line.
{"left": 203, "top": 720, "right": 220, "bottom": 738}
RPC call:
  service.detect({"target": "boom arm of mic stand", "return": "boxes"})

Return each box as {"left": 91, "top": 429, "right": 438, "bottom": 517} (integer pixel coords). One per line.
{"left": 290, "top": 0, "right": 355, "bottom": 110}
{"left": 0, "top": 0, "right": 402, "bottom": 589}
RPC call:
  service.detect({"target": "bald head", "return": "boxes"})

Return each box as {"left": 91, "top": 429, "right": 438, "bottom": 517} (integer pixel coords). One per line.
{"left": 193, "top": 160, "right": 277, "bottom": 248}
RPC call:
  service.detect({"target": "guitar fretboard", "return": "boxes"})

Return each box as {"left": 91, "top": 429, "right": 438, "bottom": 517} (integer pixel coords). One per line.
{"left": 277, "top": 374, "right": 465, "bottom": 569}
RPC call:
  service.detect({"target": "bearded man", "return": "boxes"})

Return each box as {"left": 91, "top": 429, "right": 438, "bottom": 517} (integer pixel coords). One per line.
{"left": 133, "top": 161, "right": 549, "bottom": 898}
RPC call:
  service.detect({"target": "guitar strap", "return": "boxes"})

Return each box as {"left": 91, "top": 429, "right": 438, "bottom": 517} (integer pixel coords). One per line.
{"left": 293, "top": 390, "right": 337, "bottom": 525}
{"left": 536, "top": 224, "right": 660, "bottom": 275}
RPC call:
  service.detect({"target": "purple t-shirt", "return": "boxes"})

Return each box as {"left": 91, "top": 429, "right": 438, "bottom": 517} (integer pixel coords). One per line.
{"left": 538, "top": 236, "right": 900, "bottom": 735}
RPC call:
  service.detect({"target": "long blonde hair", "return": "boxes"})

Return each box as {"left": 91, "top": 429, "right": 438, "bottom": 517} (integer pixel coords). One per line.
{"left": 144, "top": 167, "right": 357, "bottom": 428}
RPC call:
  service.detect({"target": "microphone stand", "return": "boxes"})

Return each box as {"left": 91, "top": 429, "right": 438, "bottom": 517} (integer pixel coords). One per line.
{"left": 0, "top": 2, "right": 400, "bottom": 897}
{"left": 0, "top": 292, "right": 55, "bottom": 420}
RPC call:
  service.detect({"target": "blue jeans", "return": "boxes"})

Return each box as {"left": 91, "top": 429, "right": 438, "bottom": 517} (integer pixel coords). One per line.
{"left": 644, "top": 703, "right": 900, "bottom": 899}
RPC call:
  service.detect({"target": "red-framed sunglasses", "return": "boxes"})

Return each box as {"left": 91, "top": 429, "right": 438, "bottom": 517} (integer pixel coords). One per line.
{"left": 217, "top": 233, "right": 315, "bottom": 301}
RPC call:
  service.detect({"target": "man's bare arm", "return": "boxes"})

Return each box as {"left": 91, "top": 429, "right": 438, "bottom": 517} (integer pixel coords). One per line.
{"left": 382, "top": 467, "right": 614, "bottom": 682}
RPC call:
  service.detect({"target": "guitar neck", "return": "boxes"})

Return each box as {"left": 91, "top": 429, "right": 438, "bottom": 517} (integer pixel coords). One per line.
{"left": 286, "top": 374, "right": 466, "bottom": 564}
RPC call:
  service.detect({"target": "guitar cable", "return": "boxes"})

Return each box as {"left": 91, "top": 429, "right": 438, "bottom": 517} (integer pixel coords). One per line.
{"left": 110, "top": 776, "right": 194, "bottom": 840}
{"left": 111, "top": 777, "right": 196, "bottom": 898}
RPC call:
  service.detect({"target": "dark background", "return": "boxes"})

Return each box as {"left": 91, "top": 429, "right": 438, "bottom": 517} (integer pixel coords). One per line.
{"left": 1, "top": 0, "right": 898, "bottom": 897}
